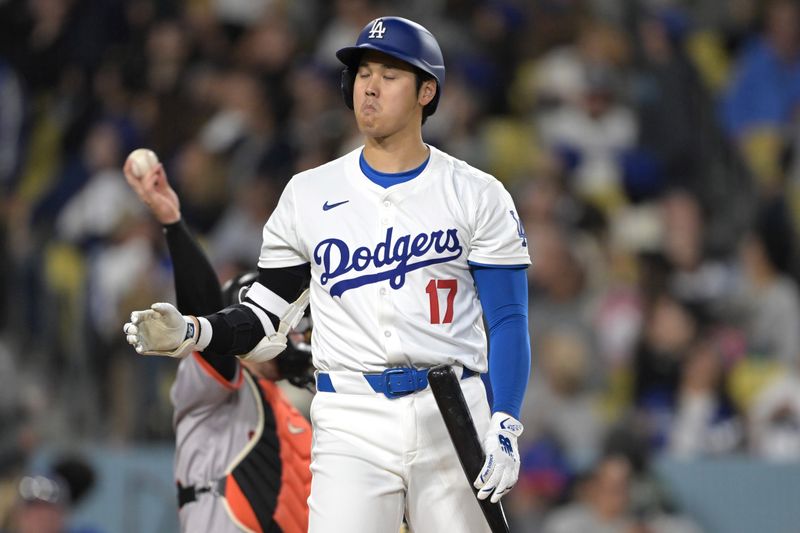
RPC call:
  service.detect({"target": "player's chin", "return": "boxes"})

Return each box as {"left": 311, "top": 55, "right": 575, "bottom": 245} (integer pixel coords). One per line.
{"left": 357, "top": 123, "right": 389, "bottom": 139}
{"left": 355, "top": 113, "right": 378, "bottom": 131}
{"left": 358, "top": 116, "right": 398, "bottom": 136}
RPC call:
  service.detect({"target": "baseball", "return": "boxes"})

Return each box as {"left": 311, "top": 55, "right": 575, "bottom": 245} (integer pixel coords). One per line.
{"left": 127, "top": 148, "right": 160, "bottom": 178}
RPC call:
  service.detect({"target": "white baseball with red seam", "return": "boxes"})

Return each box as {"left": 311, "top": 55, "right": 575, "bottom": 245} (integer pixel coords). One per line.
{"left": 127, "top": 148, "right": 160, "bottom": 178}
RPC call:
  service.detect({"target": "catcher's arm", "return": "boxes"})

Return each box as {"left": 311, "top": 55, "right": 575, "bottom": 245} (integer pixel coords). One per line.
{"left": 123, "top": 153, "right": 236, "bottom": 377}
{"left": 122, "top": 153, "right": 223, "bottom": 320}
{"left": 122, "top": 153, "right": 312, "bottom": 361}
{"left": 123, "top": 274, "right": 310, "bottom": 361}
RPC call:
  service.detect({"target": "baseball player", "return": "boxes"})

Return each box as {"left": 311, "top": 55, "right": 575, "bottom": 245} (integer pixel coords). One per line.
{"left": 124, "top": 16, "right": 531, "bottom": 533}
{"left": 122, "top": 161, "right": 313, "bottom": 533}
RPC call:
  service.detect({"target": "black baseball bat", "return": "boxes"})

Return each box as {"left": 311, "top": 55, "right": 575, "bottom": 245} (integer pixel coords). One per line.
{"left": 428, "top": 365, "right": 511, "bottom": 533}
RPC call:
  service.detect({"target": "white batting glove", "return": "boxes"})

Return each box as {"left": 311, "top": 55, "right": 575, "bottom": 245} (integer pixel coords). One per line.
{"left": 240, "top": 289, "right": 310, "bottom": 363}
{"left": 474, "top": 412, "right": 524, "bottom": 503}
{"left": 123, "top": 303, "right": 210, "bottom": 358}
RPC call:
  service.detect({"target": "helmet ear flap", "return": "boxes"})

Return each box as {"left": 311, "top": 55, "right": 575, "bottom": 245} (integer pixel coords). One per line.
{"left": 340, "top": 68, "right": 355, "bottom": 110}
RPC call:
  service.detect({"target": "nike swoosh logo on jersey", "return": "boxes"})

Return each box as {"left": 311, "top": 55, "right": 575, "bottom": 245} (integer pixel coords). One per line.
{"left": 322, "top": 200, "right": 349, "bottom": 211}
{"left": 287, "top": 422, "right": 306, "bottom": 434}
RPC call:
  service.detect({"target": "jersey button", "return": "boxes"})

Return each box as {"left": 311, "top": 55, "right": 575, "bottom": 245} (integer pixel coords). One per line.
{"left": 383, "top": 200, "right": 391, "bottom": 207}
{"left": 381, "top": 218, "right": 389, "bottom": 225}
{"left": 384, "top": 330, "right": 392, "bottom": 337}
{"left": 380, "top": 288, "right": 387, "bottom": 295}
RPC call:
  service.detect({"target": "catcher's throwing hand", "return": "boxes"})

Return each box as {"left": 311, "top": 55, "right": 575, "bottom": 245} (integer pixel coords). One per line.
{"left": 123, "top": 302, "right": 210, "bottom": 358}
{"left": 123, "top": 154, "right": 180, "bottom": 225}
{"left": 474, "top": 412, "right": 524, "bottom": 503}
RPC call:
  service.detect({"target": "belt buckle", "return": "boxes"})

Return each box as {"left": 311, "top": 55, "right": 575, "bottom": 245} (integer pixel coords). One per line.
{"left": 197, "top": 479, "right": 222, "bottom": 498}
{"left": 382, "top": 368, "right": 415, "bottom": 399}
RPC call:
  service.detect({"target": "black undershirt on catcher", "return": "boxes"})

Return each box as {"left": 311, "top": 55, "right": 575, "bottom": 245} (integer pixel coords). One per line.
{"left": 164, "top": 220, "right": 237, "bottom": 380}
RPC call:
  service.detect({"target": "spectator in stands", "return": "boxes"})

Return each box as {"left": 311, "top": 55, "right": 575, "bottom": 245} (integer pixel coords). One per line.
{"left": 541, "top": 454, "right": 633, "bottom": 533}
{"left": 519, "top": 328, "right": 606, "bottom": 471}
{"left": 631, "top": 289, "right": 699, "bottom": 451}
{"left": 660, "top": 190, "right": 735, "bottom": 314}
{"left": 313, "top": 0, "right": 378, "bottom": 71}
{"left": 668, "top": 338, "right": 743, "bottom": 457}
{"left": 0, "top": 60, "right": 24, "bottom": 194}
{"left": 537, "top": 63, "right": 637, "bottom": 211}
{"left": 631, "top": 8, "right": 708, "bottom": 196}
{"left": 728, "top": 198, "right": 800, "bottom": 369}
{"left": 748, "top": 372, "right": 800, "bottom": 460}
{"left": 528, "top": 222, "right": 610, "bottom": 391}
{"left": 722, "top": 0, "right": 800, "bottom": 140}
{"left": 528, "top": 223, "right": 593, "bottom": 339}
{"left": 1, "top": 455, "right": 103, "bottom": 533}
{"left": 541, "top": 451, "right": 703, "bottom": 533}
{"left": 722, "top": 0, "right": 800, "bottom": 191}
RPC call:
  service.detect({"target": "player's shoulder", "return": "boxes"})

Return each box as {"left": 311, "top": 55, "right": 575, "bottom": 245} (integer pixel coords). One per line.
{"left": 288, "top": 147, "right": 360, "bottom": 189}
{"left": 431, "top": 145, "right": 500, "bottom": 190}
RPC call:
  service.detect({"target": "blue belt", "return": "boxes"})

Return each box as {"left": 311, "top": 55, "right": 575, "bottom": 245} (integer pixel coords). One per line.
{"left": 316, "top": 366, "right": 476, "bottom": 399}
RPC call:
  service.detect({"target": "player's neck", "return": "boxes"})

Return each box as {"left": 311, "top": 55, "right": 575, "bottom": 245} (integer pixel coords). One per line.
{"left": 362, "top": 135, "right": 429, "bottom": 174}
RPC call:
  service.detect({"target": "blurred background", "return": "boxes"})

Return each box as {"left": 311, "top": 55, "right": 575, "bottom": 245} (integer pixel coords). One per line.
{"left": 1, "top": 0, "right": 800, "bottom": 531}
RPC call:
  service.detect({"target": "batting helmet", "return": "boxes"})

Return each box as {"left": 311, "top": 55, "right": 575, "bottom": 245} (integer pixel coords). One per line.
{"left": 336, "top": 16, "right": 445, "bottom": 117}
{"left": 222, "top": 272, "right": 315, "bottom": 391}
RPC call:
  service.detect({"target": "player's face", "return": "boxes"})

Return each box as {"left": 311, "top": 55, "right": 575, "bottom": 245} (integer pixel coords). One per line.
{"left": 353, "top": 51, "right": 435, "bottom": 139}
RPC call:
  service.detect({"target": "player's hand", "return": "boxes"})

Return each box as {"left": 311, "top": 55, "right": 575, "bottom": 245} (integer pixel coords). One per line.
{"left": 474, "top": 412, "right": 523, "bottom": 503}
{"left": 123, "top": 159, "right": 181, "bottom": 225}
{"left": 240, "top": 289, "right": 310, "bottom": 363}
{"left": 123, "top": 303, "right": 205, "bottom": 358}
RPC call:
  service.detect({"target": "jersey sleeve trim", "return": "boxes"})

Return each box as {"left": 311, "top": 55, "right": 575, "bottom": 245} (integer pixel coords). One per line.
{"left": 257, "top": 258, "right": 311, "bottom": 269}
{"left": 467, "top": 253, "right": 532, "bottom": 266}
{"left": 192, "top": 352, "right": 243, "bottom": 391}
{"left": 468, "top": 261, "right": 529, "bottom": 269}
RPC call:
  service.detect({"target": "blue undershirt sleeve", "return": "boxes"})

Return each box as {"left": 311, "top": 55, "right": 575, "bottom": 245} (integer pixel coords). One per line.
{"left": 470, "top": 264, "right": 531, "bottom": 420}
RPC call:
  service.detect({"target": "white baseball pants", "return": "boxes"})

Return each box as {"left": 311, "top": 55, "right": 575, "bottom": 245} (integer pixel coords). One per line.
{"left": 307, "top": 375, "right": 492, "bottom": 533}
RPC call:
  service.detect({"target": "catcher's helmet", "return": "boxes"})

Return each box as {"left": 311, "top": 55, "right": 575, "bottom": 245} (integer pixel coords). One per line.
{"left": 221, "top": 271, "right": 259, "bottom": 309}
{"left": 336, "top": 16, "right": 445, "bottom": 118}
{"left": 222, "top": 272, "right": 314, "bottom": 391}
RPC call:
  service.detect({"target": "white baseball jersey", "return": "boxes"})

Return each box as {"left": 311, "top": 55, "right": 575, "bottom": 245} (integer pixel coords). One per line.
{"left": 258, "top": 145, "right": 531, "bottom": 373}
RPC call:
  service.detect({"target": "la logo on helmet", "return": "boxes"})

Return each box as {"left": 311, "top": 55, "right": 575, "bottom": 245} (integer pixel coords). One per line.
{"left": 368, "top": 19, "right": 386, "bottom": 39}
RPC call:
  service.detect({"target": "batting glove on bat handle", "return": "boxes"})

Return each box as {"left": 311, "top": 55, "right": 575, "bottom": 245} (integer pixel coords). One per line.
{"left": 474, "top": 412, "right": 524, "bottom": 504}
{"left": 239, "top": 289, "right": 310, "bottom": 363}
{"left": 123, "top": 302, "right": 211, "bottom": 358}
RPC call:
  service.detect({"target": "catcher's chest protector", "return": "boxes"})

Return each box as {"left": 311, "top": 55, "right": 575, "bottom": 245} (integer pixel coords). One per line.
{"left": 224, "top": 371, "right": 312, "bottom": 533}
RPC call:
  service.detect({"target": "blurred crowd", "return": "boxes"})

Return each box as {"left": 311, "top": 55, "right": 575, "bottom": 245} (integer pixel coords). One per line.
{"left": 2, "top": 0, "right": 800, "bottom": 531}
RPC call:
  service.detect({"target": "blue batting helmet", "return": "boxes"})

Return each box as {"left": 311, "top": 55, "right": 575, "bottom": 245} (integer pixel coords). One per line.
{"left": 336, "top": 16, "right": 445, "bottom": 117}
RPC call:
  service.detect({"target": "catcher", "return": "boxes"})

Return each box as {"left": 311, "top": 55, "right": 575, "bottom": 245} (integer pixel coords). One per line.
{"left": 123, "top": 158, "right": 313, "bottom": 533}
